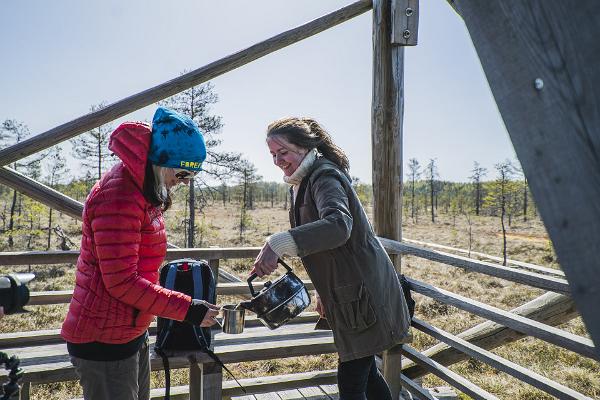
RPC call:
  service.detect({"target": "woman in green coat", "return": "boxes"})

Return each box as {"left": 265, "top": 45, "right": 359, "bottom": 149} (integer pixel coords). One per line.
{"left": 252, "top": 117, "right": 411, "bottom": 400}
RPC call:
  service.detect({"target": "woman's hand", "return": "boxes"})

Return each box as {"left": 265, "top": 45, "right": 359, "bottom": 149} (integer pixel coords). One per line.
{"left": 251, "top": 242, "right": 279, "bottom": 278}
{"left": 199, "top": 300, "right": 221, "bottom": 328}
{"left": 315, "top": 294, "right": 326, "bottom": 319}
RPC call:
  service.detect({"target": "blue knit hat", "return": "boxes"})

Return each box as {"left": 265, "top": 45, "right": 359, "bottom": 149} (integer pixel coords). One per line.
{"left": 148, "top": 107, "right": 206, "bottom": 171}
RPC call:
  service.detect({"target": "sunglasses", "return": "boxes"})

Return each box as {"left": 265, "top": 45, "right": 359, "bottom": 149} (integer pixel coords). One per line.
{"left": 174, "top": 169, "right": 199, "bottom": 180}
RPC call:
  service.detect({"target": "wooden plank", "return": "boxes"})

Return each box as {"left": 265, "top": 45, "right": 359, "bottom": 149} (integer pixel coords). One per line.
{"left": 402, "top": 238, "right": 565, "bottom": 277}
{"left": 277, "top": 391, "right": 304, "bottom": 400}
{"left": 0, "top": 167, "right": 84, "bottom": 220}
{"left": 319, "top": 384, "right": 339, "bottom": 400}
{"left": 0, "top": 323, "right": 336, "bottom": 384}
{"left": 254, "top": 393, "right": 281, "bottom": 400}
{"left": 391, "top": 0, "right": 419, "bottom": 45}
{"left": 0, "top": 0, "right": 372, "bottom": 167}
{"left": 297, "top": 387, "right": 328, "bottom": 399}
{"left": 401, "top": 346, "right": 499, "bottom": 400}
{"left": 403, "top": 291, "right": 579, "bottom": 379}
{"left": 412, "top": 318, "right": 592, "bottom": 400}
{"left": 449, "top": 0, "right": 600, "bottom": 360}
{"left": 380, "top": 238, "right": 571, "bottom": 294}
{"left": 0, "top": 313, "right": 321, "bottom": 349}
{"left": 407, "top": 277, "right": 597, "bottom": 360}
{"left": 398, "top": 375, "right": 439, "bottom": 400}
{"left": 373, "top": 0, "right": 405, "bottom": 397}
{"left": 222, "top": 370, "right": 337, "bottom": 398}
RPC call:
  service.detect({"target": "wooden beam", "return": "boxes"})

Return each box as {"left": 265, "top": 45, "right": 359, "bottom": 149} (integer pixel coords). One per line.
{"left": 412, "top": 318, "right": 593, "bottom": 400}
{"left": 380, "top": 238, "right": 571, "bottom": 294}
{"left": 449, "top": 0, "right": 600, "bottom": 359}
{"left": 0, "top": 247, "right": 262, "bottom": 266}
{"left": 407, "top": 277, "right": 597, "bottom": 360}
{"left": 0, "top": 0, "right": 372, "bottom": 167}
{"left": 403, "top": 291, "right": 579, "bottom": 379}
{"left": 391, "top": 0, "right": 419, "bottom": 45}
{"left": 401, "top": 346, "right": 499, "bottom": 400}
{"left": 0, "top": 167, "right": 83, "bottom": 220}
{"left": 403, "top": 238, "right": 565, "bottom": 278}
{"left": 373, "top": 0, "right": 405, "bottom": 397}
{"left": 372, "top": 0, "right": 404, "bottom": 265}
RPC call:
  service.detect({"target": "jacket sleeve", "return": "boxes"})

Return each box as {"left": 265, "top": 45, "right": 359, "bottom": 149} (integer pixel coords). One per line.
{"left": 90, "top": 192, "right": 191, "bottom": 321}
{"left": 289, "top": 170, "right": 353, "bottom": 257}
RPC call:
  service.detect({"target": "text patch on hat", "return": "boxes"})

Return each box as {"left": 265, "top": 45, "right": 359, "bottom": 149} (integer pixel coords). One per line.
{"left": 181, "top": 161, "right": 202, "bottom": 169}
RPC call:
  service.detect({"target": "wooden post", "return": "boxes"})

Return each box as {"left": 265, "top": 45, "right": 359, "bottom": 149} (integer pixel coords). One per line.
{"left": 450, "top": 0, "right": 600, "bottom": 359}
{"left": 19, "top": 381, "right": 30, "bottom": 400}
{"left": 189, "top": 362, "right": 201, "bottom": 400}
{"left": 372, "top": 0, "right": 406, "bottom": 396}
{"left": 189, "top": 362, "right": 223, "bottom": 400}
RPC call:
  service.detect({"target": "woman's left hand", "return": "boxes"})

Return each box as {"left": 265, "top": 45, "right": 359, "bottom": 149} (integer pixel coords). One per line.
{"left": 251, "top": 243, "right": 279, "bottom": 277}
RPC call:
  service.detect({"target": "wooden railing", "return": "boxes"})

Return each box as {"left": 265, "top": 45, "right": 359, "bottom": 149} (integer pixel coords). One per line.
{"left": 0, "top": 240, "right": 595, "bottom": 399}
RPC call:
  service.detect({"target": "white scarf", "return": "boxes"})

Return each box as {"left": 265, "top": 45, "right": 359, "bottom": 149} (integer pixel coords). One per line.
{"left": 283, "top": 149, "right": 318, "bottom": 199}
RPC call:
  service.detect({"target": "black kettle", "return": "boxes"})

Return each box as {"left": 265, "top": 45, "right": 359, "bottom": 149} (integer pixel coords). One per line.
{"left": 238, "top": 259, "right": 310, "bottom": 330}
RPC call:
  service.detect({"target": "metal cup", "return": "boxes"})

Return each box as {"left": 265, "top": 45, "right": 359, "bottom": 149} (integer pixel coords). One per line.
{"left": 222, "top": 304, "right": 245, "bottom": 334}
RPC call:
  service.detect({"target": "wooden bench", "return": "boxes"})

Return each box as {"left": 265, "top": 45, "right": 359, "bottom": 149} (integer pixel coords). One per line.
{"left": 0, "top": 313, "right": 344, "bottom": 399}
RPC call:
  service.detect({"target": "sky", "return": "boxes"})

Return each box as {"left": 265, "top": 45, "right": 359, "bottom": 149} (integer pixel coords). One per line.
{"left": 0, "top": 1, "right": 517, "bottom": 184}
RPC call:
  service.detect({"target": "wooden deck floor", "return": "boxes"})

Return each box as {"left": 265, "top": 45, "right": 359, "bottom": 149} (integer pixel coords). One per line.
{"left": 231, "top": 384, "right": 339, "bottom": 399}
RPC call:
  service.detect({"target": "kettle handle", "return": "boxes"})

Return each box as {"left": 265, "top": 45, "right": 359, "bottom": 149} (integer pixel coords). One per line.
{"left": 247, "top": 259, "right": 293, "bottom": 297}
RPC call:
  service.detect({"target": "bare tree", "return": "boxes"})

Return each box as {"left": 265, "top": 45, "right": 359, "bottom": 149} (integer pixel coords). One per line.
{"left": 0, "top": 119, "right": 46, "bottom": 248}
{"left": 469, "top": 162, "right": 487, "bottom": 216}
{"left": 44, "top": 146, "right": 68, "bottom": 250}
{"left": 425, "top": 159, "right": 438, "bottom": 223}
{"left": 160, "top": 79, "right": 241, "bottom": 247}
{"left": 484, "top": 160, "right": 514, "bottom": 266}
{"left": 407, "top": 158, "right": 421, "bottom": 223}
{"left": 70, "top": 103, "right": 114, "bottom": 181}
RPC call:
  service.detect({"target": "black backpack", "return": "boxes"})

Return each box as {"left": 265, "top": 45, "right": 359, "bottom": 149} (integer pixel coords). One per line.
{"left": 155, "top": 258, "right": 216, "bottom": 353}
{"left": 154, "top": 259, "right": 245, "bottom": 398}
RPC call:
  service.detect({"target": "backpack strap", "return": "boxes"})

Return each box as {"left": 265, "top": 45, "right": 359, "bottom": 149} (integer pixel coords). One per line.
{"left": 156, "top": 263, "right": 179, "bottom": 400}
{"left": 191, "top": 263, "right": 203, "bottom": 300}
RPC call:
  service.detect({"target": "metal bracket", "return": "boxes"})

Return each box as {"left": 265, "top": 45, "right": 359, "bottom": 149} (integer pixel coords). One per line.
{"left": 391, "top": 0, "right": 419, "bottom": 46}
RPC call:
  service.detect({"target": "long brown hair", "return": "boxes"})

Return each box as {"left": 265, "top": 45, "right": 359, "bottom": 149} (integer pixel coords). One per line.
{"left": 266, "top": 117, "right": 349, "bottom": 172}
{"left": 142, "top": 161, "right": 172, "bottom": 212}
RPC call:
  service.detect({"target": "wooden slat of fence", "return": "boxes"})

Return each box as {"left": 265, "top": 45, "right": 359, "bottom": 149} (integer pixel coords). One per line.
{"left": 401, "top": 346, "right": 499, "bottom": 400}
{"left": 26, "top": 281, "right": 315, "bottom": 307}
{"left": 0, "top": 0, "right": 372, "bottom": 167}
{"left": 0, "top": 167, "right": 84, "bottom": 220}
{"left": 0, "top": 312, "right": 320, "bottom": 349}
{"left": 0, "top": 248, "right": 262, "bottom": 266}
{"left": 407, "top": 277, "right": 597, "bottom": 360}
{"left": 412, "top": 318, "right": 592, "bottom": 400}
{"left": 381, "top": 238, "right": 571, "bottom": 294}
{"left": 398, "top": 375, "right": 439, "bottom": 400}
{"left": 403, "top": 238, "right": 565, "bottom": 277}
{"left": 403, "top": 291, "right": 578, "bottom": 379}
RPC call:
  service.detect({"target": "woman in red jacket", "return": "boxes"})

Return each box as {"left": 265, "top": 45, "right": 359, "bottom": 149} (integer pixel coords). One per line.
{"left": 61, "top": 107, "right": 219, "bottom": 400}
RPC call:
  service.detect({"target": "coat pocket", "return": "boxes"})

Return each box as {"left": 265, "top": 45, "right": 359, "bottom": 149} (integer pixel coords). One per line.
{"left": 331, "top": 283, "right": 377, "bottom": 331}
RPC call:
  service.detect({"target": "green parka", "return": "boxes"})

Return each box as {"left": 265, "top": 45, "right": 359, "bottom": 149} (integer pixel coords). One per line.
{"left": 288, "top": 158, "right": 411, "bottom": 362}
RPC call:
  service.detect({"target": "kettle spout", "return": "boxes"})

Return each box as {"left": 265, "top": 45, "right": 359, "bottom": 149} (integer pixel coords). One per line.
{"left": 237, "top": 300, "right": 254, "bottom": 312}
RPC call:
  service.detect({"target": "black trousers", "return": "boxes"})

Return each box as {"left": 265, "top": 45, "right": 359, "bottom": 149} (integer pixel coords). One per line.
{"left": 337, "top": 355, "right": 393, "bottom": 400}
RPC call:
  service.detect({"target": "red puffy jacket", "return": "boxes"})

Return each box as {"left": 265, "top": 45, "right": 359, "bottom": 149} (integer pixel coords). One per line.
{"left": 61, "top": 122, "right": 191, "bottom": 344}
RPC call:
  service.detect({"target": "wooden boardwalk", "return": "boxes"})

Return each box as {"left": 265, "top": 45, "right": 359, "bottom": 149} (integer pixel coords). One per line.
{"left": 231, "top": 384, "right": 339, "bottom": 399}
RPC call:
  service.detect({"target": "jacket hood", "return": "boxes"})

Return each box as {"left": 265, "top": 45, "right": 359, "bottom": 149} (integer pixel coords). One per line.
{"left": 108, "top": 122, "right": 152, "bottom": 188}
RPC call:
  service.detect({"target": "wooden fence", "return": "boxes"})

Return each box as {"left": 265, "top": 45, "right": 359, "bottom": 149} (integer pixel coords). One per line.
{"left": 0, "top": 240, "right": 595, "bottom": 399}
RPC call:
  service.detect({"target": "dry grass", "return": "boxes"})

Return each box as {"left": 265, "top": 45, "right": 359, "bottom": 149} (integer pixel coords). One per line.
{"left": 0, "top": 201, "right": 598, "bottom": 399}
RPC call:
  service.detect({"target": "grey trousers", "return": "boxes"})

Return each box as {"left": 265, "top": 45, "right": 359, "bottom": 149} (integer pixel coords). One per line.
{"left": 71, "top": 339, "right": 150, "bottom": 400}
